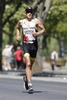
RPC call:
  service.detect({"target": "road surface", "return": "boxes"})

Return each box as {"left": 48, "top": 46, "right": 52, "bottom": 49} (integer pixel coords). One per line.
{"left": 0, "top": 76, "right": 67, "bottom": 100}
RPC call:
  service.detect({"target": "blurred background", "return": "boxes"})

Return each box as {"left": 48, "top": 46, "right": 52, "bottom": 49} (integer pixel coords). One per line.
{"left": 0, "top": 0, "right": 67, "bottom": 74}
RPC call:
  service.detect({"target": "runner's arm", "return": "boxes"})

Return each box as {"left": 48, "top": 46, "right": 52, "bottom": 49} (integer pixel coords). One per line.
{"left": 16, "top": 20, "right": 22, "bottom": 41}
{"left": 33, "top": 18, "right": 46, "bottom": 36}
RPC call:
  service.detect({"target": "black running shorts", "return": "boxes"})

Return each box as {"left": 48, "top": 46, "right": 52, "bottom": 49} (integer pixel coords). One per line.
{"left": 23, "top": 40, "right": 38, "bottom": 59}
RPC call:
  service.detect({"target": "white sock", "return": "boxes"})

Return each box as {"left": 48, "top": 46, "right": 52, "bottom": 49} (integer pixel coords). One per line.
{"left": 28, "top": 82, "right": 32, "bottom": 86}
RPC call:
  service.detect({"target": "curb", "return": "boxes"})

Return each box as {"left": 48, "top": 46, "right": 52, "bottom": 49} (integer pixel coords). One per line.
{"left": 0, "top": 74, "right": 67, "bottom": 83}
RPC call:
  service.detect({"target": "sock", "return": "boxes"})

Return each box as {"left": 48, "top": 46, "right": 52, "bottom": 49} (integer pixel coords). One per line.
{"left": 28, "top": 82, "right": 32, "bottom": 86}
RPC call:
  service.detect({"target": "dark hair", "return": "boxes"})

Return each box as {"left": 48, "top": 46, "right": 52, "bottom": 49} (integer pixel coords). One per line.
{"left": 25, "top": 6, "right": 33, "bottom": 14}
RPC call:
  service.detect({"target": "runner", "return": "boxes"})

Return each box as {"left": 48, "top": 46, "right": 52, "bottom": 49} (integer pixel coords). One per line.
{"left": 16, "top": 6, "right": 46, "bottom": 93}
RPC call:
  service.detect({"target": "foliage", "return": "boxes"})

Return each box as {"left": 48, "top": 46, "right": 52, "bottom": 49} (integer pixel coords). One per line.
{"left": 45, "top": 0, "right": 67, "bottom": 39}
{"left": 43, "top": 0, "right": 67, "bottom": 56}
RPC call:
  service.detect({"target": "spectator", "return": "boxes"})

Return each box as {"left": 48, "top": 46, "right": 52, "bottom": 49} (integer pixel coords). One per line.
{"left": 50, "top": 50, "right": 58, "bottom": 70}
{"left": 14, "top": 46, "right": 23, "bottom": 70}
{"left": 2, "top": 44, "right": 12, "bottom": 71}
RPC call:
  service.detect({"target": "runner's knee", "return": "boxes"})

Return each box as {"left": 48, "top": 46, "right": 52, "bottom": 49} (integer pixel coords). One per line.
{"left": 26, "top": 62, "right": 31, "bottom": 67}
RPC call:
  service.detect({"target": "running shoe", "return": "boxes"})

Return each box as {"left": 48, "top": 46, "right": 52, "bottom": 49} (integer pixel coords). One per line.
{"left": 28, "top": 82, "right": 34, "bottom": 93}
{"left": 23, "top": 76, "right": 29, "bottom": 90}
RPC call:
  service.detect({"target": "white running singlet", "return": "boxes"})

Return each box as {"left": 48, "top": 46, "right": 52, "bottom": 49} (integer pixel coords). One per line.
{"left": 22, "top": 18, "right": 36, "bottom": 43}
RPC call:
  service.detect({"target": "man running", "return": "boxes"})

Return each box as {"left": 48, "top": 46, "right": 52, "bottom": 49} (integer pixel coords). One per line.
{"left": 16, "top": 6, "right": 46, "bottom": 92}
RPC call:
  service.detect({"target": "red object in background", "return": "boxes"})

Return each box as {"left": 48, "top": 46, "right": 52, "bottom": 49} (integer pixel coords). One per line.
{"left": 14, "top": 49, "right": 23, "bottom": 61}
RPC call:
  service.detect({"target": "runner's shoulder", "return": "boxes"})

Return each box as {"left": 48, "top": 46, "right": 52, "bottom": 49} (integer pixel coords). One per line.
{"left": 18, "top": 20, "right": 23, "bottom": 24}
{"left": 34, "top": 18, "right": 41, "bottom": 25}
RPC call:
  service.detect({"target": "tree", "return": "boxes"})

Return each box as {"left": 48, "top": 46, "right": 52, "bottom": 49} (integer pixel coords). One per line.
{"left": 45, "top": 0, "right": 67, "bottom": 57}
{"left": 0, "top": 0, "right": 5, "bottom": 71}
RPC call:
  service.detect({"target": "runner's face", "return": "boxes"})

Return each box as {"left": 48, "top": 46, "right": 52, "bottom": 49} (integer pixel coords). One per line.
{"left": 26, "top": 13, "right": 32, "bottom": 19}
{"left": 25, "top": 9, "right": 33, "bottom": 20}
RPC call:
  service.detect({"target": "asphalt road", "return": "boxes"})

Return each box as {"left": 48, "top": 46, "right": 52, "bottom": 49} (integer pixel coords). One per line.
{"left": 0, "top": 76, "right": 67, "bottom": 100}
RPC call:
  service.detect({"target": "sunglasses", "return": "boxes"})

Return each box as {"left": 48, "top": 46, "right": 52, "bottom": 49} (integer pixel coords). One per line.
{"left": 26, "top": 9, "right": 33, "bottom": 14}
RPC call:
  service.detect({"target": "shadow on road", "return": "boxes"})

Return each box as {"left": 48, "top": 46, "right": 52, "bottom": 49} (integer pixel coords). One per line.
{"left": 22, "top": 90, "right": 45, "bottom": 94}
